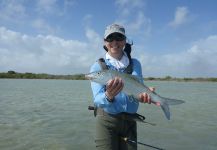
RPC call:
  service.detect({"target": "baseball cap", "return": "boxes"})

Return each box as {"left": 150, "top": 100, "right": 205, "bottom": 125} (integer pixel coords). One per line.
{"left": 104, "top": 24, "right": 126, "bottom": 39}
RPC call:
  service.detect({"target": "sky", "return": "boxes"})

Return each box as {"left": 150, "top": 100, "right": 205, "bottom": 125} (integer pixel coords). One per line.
{"left": 0, "top": 0, "right": 217, "bottom": 77}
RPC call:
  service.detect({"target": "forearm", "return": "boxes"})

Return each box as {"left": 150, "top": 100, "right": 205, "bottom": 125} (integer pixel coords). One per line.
{"left": 91, "top": 82, "right": 113, "bottom": 107}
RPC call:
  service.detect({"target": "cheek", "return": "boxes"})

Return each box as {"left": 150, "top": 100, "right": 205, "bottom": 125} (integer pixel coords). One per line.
{"left": 104, "top": 43, "right": 112, "bottom": 50}
{"left": 118, "top": 40, "right": 126, "bottom": 47}
{"left": 121, "top": 43, "right": 125, "bottom": 48}
{"left": 104, "top": 42, "right": 110, "bottom": 47}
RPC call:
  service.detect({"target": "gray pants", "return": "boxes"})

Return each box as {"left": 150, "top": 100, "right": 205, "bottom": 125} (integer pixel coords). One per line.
{"left": 95, "top": 111, "right": 137, "bottom": 150}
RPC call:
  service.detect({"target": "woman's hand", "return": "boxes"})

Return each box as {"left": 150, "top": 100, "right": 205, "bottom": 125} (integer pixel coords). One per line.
{"left": 105, "top": 77, "right": 124, "bottom": 101}
{"left": 138, "top": 87, "right": 156, "bottom": 104}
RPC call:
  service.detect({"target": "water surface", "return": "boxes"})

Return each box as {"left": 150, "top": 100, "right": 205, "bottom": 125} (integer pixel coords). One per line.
{"left": 0, "top": 79, "right": 216, "bottom": 150}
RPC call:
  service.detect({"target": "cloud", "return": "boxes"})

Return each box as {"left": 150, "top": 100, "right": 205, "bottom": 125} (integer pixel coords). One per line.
{"left": 0, "top": 0, "right": 67, "bottom": 35}
{"left": 0, "top": 26, "right": 102, "bottom": 74}
{"left": 115, "top": 0, "right": 151, "bottom": 38}
{"left": 0, "top": 0, "right": 27, "bottom": 22}
{"left": 0, "top": 26, "right": 216, "bottom": 77}
{"left": 36, "top": 0, "right": 58, "bottom": 14}
{"left": 32, "top": 18, "right": 56, "bottom": 34}
{"left": 169, "top": 6, "right": 190, "bottom": 28}
{"left": 137, "top": 35, "right": 217, "bottom": 77}
{"left": 126, "top": 11, "right": 151, "bottom": 37}
{"left": 36, "top": 0, "right": 75, "bottom": 16}
{"left": 115, "top": 0, "right": 144, "bottom": 17}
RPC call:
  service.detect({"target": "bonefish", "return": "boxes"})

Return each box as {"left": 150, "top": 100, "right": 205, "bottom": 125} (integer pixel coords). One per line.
{"left": 85, "top": 69, "right": 185, "bottom": 120}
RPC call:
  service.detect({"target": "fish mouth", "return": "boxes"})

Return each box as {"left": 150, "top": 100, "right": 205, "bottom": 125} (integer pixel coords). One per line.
{"left": 85, "top": 74, "right": 95, "bottom": 80}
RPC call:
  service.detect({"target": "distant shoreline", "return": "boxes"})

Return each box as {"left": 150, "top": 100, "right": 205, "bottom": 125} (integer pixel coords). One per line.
{"left": 1, "top": 71, "right": 217, "bottom": 82}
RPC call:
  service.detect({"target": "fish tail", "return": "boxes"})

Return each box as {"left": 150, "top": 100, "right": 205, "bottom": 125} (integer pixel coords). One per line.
{"left": 160, "top": 99, "right": 170, "bottom": 120}
{"left": 159, "top": 96, "right": 185, "bottom": 120}
{"left": 162, "top": 96, "right": 185, "bottom": 105}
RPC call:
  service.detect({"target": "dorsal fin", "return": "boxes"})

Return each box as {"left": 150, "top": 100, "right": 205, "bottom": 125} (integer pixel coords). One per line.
{"left": 98, "top": 58, "right": 108, "bottom": 70}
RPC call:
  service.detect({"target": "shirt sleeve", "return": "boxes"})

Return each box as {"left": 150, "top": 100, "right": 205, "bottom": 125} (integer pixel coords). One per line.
{"left": 131, "top": 58, "right": 143, "bottom": 82}
{"left": 89, "top": 62, "right": 113, "bottom": 108}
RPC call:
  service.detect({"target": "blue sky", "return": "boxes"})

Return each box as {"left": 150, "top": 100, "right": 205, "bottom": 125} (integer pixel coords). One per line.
{"left": 0, "top": 0, "right": 217, "bottom": 77}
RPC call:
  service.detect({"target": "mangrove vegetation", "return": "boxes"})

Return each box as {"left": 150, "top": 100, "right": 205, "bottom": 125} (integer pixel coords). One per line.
{"left": 0, "top": 71, "right": 85, "bottom": 80}
{"left": 0, "top": 71, "right": 217, "bottom": 82}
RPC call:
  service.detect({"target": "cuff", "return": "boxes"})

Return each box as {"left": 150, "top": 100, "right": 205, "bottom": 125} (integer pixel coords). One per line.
{"left": 105, "top": 93, "right": 114, "bottom": 103}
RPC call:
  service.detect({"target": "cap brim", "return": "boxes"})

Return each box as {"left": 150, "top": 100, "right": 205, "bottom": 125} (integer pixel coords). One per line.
{"left": 104, "top": 31, "right": 125, "bottom": 39}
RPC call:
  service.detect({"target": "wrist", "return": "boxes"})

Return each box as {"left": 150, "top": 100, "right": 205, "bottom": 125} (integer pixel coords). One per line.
{"left": 105, "top": 92, "right": 114, "bottom": 102}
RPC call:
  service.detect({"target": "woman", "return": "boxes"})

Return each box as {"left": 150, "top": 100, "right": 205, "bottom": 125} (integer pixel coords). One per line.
{"left": 89, "top": 24, "right": 154, "bottom": 150}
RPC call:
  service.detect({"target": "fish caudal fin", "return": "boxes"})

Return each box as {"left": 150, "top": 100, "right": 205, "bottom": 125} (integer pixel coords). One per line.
{"left": 160, "top": 102, "right": 170, "bottom": 120}
{"left": 159, "top": 96, "right": 185, "bottom": 120}
{"left": 164, "top": 97, "right": 185, "bottom": 105}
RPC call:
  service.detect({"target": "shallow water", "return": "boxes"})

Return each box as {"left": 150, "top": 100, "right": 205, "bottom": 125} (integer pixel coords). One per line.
{"left": 0, "top": 79, "right": 216, "bottom": 150}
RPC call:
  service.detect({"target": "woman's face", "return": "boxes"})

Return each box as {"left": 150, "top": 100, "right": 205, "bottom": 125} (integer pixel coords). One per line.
{"left": 104, "top": 33, "right": 126, "bottom": 59}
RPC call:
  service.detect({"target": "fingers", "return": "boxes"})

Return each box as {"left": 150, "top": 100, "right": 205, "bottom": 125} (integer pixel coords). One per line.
{"left": 139, "top": 93, "right": 160, "bottom": 106}
{"left": 113, "top": 77, "right": 124, "bottom": 92}
{"left": 139, "top": 87, "right": 155, "bottom": 104}
{"left": 139, "top": 87, "right": 154, "bottom": 100}
{"left": 106, "top": 77, "right": 124, "bottom": 99}
{"left": 139, "top": 93, "right": 151, "bottom": 104}
{"left": 106, "top": 77, "right": 123, "bottom": 92}
{"left": 139, "top": 94, "right": 161, "bottom": 106}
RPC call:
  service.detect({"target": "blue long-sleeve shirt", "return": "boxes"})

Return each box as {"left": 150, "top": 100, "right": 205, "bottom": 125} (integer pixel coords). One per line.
{"left": 90, "top": 57, "right": 143, "bottom": 114}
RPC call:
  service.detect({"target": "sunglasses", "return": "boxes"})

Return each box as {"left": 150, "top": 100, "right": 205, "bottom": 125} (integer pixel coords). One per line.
{"left": 105, "top": 33, "right": 126, "bottom": 42}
